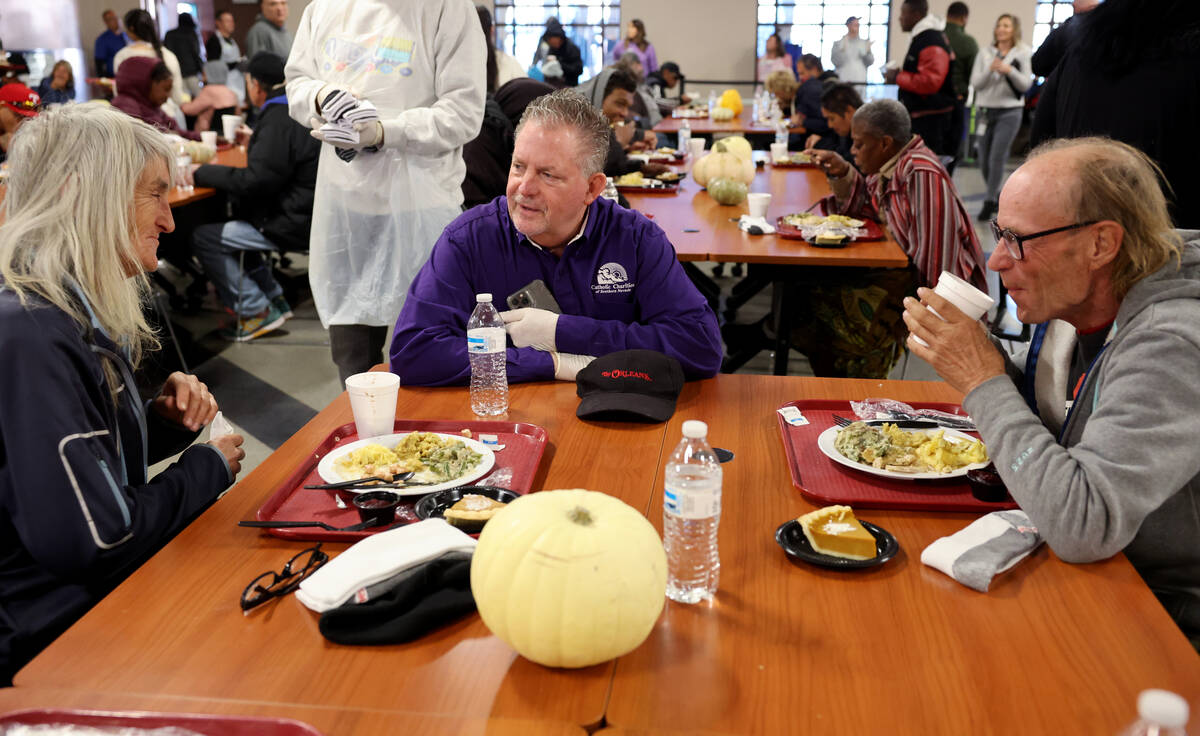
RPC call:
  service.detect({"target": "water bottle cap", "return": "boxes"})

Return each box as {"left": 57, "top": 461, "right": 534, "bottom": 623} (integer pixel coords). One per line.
{"left": 682, "top": 420, "right": 708, "bottom": 438}
{"left": 1137, "top": 690, "right": 1189, "bottom": 728}
{"left": 476, "top": 293, "right": 493, "bottom": 303}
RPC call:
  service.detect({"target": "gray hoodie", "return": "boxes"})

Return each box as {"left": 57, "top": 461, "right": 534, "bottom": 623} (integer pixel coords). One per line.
{"left": 964, "top": 231, "right": 1200, "bottom": 649}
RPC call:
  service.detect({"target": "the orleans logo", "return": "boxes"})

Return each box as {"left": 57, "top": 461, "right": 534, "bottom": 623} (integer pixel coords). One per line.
{"left": 602, "top": 369, "right": 652, "bottom": 381}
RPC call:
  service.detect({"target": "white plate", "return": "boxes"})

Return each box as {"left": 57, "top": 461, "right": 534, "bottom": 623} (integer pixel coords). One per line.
{"left": 816, "top": 425, "right": 988, "bottom": 481}
{"left": 317, "top": 432, "right": 496, "bottom": 495}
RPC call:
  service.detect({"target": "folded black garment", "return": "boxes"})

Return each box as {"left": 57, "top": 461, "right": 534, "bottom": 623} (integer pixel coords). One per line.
{"left": 318, "top": 551, "right": 476, "bottom": 646}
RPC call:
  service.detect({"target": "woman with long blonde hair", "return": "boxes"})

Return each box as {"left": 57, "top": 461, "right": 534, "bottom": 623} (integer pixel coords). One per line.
{"left": 0, "top": 104, "right": 244, "bottom": 684}
{"left": 969, "top": 13, "right": 1033, "bottom": 221}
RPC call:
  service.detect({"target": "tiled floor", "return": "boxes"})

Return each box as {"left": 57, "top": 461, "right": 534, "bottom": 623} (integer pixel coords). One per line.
{"left": 151, "top": 157, "right": 1020, "bottom": 480}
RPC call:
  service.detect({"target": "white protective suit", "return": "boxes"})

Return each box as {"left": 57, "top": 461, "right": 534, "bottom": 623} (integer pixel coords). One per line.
{"left": 285, "top": 0, "right": 486, "bottom": 328}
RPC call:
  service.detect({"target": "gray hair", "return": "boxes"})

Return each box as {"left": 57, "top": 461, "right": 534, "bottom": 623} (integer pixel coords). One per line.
{"left": 852, "top": 99, "right": 912, "bottom": 145}
{"left": 515, "top": 88, "right": 610, "bottom": 177}
{"left": 0, "top": 103, "right": 175, "bottom": 370}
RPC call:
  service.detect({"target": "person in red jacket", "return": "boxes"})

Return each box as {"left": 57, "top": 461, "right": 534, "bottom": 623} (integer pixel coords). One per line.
{"left": 884, "top": 0, "right": 956, "bottom": 158}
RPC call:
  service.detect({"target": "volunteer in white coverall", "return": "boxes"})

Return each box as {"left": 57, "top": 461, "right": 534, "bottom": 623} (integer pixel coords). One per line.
{"left": 285, "top": 0, "right": 486, "bottom": 381}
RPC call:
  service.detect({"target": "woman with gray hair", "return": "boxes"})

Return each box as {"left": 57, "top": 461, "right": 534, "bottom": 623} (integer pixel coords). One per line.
{"left": 0, "top": 104, "right": 244, "bottom": 684}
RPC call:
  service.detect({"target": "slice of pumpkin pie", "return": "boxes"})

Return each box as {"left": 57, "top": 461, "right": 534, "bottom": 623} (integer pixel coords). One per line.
{"left": 797, "top": 505, "right": 877, "bottom": 560}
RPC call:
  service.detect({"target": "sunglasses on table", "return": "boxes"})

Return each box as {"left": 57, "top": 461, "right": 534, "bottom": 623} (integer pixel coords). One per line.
{"left": 989, "top": 219, "right": 1098, "bottom": 261}
{"left": 240, "top": 544, "right": 329, "bottom": 612}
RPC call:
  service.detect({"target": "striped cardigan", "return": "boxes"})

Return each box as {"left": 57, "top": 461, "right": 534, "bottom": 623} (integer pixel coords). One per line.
{"left": 828, "top": 135, "right": 987, "bottom": 291}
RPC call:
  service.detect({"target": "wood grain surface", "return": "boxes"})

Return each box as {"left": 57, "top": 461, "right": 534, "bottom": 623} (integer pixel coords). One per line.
{"left": 606, "top": 375, "right": 1200, "bottom": 734}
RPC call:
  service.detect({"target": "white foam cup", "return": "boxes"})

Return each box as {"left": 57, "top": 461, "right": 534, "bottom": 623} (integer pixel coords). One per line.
{"left": 345, "top": 372, "right": 400, "bottom": 440}
{"left": 688, "top": 137, "right": 707, "bottom": 160}
{"left": 747, "top": 192, "right": 772, "bottom": 219}
{"left": 933, "top": 271, "right": 996, "bottom": 320}
{"left": 200, "top": 130, "right": 217, "bottom": 150}
{"left": 770, "top": 142, "right": 789, "bottom": 163}
{"left": 912, "top": 271, "right": 996, "bottom": 347}
{"left": 221, "top": 114, "right": 244, "bottom": 142}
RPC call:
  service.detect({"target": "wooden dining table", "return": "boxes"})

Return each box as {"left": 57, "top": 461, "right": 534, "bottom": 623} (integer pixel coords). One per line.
{"left": 653, "top": 108, "right": 778, "bottom": 137}
{"left": 10, "top": 375, "right": 1199, "bottom": 734}
{"left": 624, "top": 161, "right": 909, "bottom": 374}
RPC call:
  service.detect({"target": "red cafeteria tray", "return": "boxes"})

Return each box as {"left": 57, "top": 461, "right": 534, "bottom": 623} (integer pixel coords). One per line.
{"left": 0, "top": 709, "right": 323, "bottom": 735}
{"left": 775, "top": 399, "right": 1017, "bottom": 512}
{"left": 775, "top": 216, "right": 886, "bottom": 242}
{"left": 253, "top": 419, "right": 548, "bottom": 542}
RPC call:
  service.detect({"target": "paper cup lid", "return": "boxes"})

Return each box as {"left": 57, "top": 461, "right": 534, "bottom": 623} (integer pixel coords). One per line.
{"left": 934, "top": 272, "right": 995, "bottom": 310}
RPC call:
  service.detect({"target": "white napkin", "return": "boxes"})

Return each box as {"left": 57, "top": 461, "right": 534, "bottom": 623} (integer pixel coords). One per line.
{"left": 738, "top": 215, "right": 776, "bottom": 234}
{"left": 296, "top": 519, "right": 477, "bottom": 612}
{"left": 921, "top": 510, "right": 1042, "bottom": 592}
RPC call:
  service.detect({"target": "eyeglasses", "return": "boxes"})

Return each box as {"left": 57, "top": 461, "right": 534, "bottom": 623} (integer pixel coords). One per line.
{"left": 240, "top": 544, "right": 329, "bottom": 612}
{"left": 989, "top": 219, "right": 1097, "bottom": 261}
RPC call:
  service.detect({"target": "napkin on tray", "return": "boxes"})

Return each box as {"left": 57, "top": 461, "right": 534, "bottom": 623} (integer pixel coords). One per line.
{"left": 738, "top": 215, "right": 776, "bottom": 234}
{"left": 921, "top": 510, "right": 1042, "bottom": 592}
{"left": 295, "top": 519, "right": 476, "bottom": 612}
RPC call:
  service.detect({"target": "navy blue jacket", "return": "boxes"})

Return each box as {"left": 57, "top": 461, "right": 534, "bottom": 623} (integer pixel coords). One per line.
{"left": 0, "top": 286, "right": 232, "bottom": 684}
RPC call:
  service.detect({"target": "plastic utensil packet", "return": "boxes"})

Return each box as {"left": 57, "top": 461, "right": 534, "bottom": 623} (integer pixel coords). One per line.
{"left": 850, "top": 398, "right": 976, "bottom": 431}
{"left": 209, "top": 411, "right": 235, "bottom": 440}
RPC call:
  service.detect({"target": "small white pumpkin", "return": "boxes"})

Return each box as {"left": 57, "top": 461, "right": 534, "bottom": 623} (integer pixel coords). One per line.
{"left": 470, "top": 489, "right": 667, "bottom": 669}
{"left": 711, "top": 106, "right": 735, "bottom": 122}
{"left": 693, "top": 142, "right": 756, "bottom": 188}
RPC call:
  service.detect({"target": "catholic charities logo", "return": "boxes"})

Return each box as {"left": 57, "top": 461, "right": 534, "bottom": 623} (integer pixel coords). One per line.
{"left": 593, "top": 262, "right": 634, "bottom": 295}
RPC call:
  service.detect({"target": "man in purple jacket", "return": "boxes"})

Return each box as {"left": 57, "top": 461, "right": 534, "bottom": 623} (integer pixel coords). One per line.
{"left": 389, "top": 88, "right": 721, "bottom": 386}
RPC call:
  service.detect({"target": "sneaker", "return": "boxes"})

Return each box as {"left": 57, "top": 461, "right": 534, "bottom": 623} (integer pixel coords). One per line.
{"left": 270, "top": 295, "right": 294, "bottom": 320}
{"left": 977, "top": 200, "right": 997, "bottom": 223}
{"left": 219, "top": 304, "right": 287, "bottom": 342}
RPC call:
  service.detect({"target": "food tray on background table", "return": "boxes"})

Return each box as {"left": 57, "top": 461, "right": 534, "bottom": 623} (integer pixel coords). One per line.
{"left": 769, "top": 156, "right": 821, "bottom": 169}
{"left": 775, "top": 400, "right": 1016, "bottom": 512}
{"left": 776, "top": 216, "right": 886, "bottom": 242}
{"left": 616, "top": 182, "right": 680, "bottom": 194}
{"left": 0, "top": 709, "right": 323, "bottom": 735}
{"left": 252, "top": 420, "right": 548, "bottom": 542}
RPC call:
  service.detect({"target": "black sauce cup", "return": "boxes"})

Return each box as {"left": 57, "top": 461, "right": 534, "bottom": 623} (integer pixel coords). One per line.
{"left": 351, "top": 490, "right": 402, "bottom": 527}
{"left": 967, "top": 464, "right": 1008, "bottom": 503}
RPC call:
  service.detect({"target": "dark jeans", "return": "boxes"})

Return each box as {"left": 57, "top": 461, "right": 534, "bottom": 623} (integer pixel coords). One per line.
{"left": 911, "top": 111, "right": 953, "bottom": 158}
{"left": 329, "top": 324, "right": 390, "bottom": 384}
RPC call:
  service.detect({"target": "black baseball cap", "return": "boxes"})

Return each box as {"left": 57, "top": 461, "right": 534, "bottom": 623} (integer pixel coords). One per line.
{"left": 576, "top": 350, "right": 685, "bottom": 423}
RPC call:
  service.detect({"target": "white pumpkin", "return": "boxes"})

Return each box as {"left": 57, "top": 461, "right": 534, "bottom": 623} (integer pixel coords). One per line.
{"left": 711, "top": 106, "right": 735, "bottom": 122}
{"left": 470, "top": 489, "right": 667, "bottom": 669}
{"left": 716, "top": 135, "right": 753, "bottom": 163}
{"left": 693, "top": 143, "right": 756, "bottom": 188}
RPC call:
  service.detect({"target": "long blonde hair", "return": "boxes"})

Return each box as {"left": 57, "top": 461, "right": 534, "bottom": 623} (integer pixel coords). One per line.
{"left": 1029, "top": 137, "right": 1182, "bottom": 298}
{"left": 0, "top": 103, "right": 173, "bottom": 368}
{"left": 994, "top": 14, "right": 1022, "bottom": 46}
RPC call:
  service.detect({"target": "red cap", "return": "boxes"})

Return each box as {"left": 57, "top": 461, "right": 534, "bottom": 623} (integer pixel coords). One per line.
{"left": 0, "top": 83, "right": 40, "bottom": 117}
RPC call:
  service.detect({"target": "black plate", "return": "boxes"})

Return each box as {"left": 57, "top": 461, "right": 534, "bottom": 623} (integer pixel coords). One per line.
{"left": 414, "top": 485, "right": 520, "bottom": 533}
{"left": 775, "top": 518, "right": 899, "bottom": 570}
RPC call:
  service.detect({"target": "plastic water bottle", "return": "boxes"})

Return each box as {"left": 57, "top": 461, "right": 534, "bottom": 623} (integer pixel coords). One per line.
{"left": 678, "top": 117, "right": 691, "bottom": 156}
{"left": 775, "top": 119, "right": 788, "bottom": 147}
{"left": 707, "top": 89, "right": 717, "bottom": 116}
{"left": 467, "top": 293, "right": 508, "bottom": 416}
{"left": 663, "top": 420, "right": 722, "bottom": 604}
{"left": 1118, "top": 690, "right": 1189, "bottom": 736}
{"left": 601, "top": 177, "right": 620, "bottom": 202}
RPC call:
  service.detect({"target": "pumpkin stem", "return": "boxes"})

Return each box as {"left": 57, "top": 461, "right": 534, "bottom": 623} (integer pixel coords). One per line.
{"left": 714, "top": 142, "right": 727, "bottom": 153}
{"left": 567, "top": 506, "right": 594, "bottom": 526}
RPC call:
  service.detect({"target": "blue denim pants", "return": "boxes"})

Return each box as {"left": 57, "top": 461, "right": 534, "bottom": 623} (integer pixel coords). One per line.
{"left": 192, "top": 221, "right": 283, "bottom": 317}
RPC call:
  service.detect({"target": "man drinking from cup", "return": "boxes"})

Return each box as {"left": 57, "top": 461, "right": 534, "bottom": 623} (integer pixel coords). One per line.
{"left": 389, "top": 89, "right": 721, "bottom": 385}
{"left": 904, "top": 137, "right": 1200, "bottom": 651}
